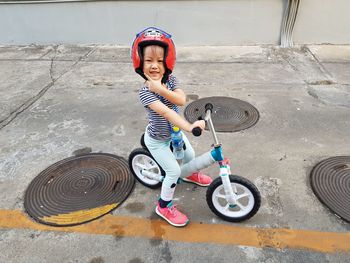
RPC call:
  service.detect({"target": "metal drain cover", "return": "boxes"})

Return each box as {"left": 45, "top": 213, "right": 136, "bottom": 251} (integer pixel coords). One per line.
{"left": 184, "top": 96, "right": 259, "bottom": 132}
{"left": 24, "top": 153, "right": 135, "bottom": 226}
{"left": 310, "top": 156, "right": 350, "bottom": 223}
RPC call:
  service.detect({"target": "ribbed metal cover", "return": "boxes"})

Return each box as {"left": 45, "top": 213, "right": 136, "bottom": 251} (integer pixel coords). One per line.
{"left": 24, "top": 153, "right": 135, "bottom": 226}
{"left": 184, "top": 96, "right": 259, "bottom": 132}
{"left": 310, "top": 156, "right": 350, "bottom": 223}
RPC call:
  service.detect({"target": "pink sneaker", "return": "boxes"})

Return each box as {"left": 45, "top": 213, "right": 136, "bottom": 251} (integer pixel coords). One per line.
{"left": 155, "top": 202, "right": 189, "bottom": 227}
{"left": 183, "top": 171, "right": 213, "bottom": 186}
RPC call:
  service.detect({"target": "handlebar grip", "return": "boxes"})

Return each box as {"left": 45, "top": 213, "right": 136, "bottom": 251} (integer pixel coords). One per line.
{"left": 192, "top": 127, "right": 202, "bottom": 137}
{"left": 205, "top": 103, "right": 213, "bottom": 113}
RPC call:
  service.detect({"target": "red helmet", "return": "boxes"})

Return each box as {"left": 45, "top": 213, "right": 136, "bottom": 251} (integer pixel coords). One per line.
{"left": 131, "top": 27, "right": 176, "bottom": 83}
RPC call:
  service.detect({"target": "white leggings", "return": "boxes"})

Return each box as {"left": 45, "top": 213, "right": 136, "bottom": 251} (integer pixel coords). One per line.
{"left": 144, "top": 131, "right": 195, "bottom": 201}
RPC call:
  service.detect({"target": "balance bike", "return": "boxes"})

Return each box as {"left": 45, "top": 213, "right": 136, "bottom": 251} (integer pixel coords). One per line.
{"left": 128, "top": 103, "right": 261, "bottom": 222}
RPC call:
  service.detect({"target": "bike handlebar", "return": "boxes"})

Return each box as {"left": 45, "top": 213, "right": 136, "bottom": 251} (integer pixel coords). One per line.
{"left": 191, "top": 103, "right": 214, "bottom": 137}
{"left": 192, "top": 127, "right": 202, "bottom": 137}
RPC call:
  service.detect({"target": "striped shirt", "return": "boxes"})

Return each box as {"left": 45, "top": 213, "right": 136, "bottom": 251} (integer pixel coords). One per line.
{"left": 139, "top": 75, "right": 179, "bottom": 141}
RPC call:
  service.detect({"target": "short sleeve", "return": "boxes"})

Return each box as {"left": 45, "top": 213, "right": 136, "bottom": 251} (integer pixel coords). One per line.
{"left": 167, "top": 75, "right": 179, "bottom": 91}
{"left": 139, "top": 87, "right": 159, "bottom": 107}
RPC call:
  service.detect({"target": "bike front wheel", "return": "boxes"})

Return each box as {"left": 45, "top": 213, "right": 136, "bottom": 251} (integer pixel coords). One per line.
{"left": 206, "top": 175, "right": 261, "bottom": 222}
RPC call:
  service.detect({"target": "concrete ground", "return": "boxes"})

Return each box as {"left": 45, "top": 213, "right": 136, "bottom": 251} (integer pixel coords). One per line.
{"left": 0, "top": 44, "right": 349, "bottom": 263}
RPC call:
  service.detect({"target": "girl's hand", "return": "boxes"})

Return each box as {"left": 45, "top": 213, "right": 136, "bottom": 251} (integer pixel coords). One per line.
{"left": 189, "top": 120, "right": 205, "bottom": 132}
{"left": 144, "top": 73, "right": 166, "bottom": 94}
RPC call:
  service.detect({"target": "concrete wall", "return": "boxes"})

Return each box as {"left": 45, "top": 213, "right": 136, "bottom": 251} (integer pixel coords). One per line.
{"left": 0, "top": 0, "right": 349, "bottom": 45}
{"left": 0, "top": 0, "right": 285, "bottom": 45}
{"left": 293, "top": 0, "right": 350, "bottom": 45}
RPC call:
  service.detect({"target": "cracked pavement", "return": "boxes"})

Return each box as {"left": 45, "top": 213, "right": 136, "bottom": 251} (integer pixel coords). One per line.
{"left": 0, "top": 44, "right": 349, "bottom": 263}
{"left": 0, "top": 45, "right": 96, "bottom": 129}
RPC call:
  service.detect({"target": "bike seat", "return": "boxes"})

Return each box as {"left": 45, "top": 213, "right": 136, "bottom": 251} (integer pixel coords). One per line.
{"left": 140, "top": 133, "right": 148, "bottom": 150}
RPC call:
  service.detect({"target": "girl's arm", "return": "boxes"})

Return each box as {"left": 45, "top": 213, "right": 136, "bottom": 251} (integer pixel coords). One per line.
{"left": 144, "top": 73, "right": 186, "bottom": 106}
{"left": 158, "top": 87, "right": 186, "bottom": 106}
{"left": 148, "top": 100, "right": 205, "bottom": 132}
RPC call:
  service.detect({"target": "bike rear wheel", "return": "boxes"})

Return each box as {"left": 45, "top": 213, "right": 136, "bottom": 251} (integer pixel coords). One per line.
{"left": 206, "top": 175, "right": 261, "bottom": 222}
{"left": 128, "top": 148, "right": 164, "bottom": 189}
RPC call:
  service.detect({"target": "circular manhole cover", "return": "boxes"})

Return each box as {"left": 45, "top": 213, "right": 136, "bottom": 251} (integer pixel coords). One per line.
{"left": 184, "top": 96, "right": 259, "bottom": 132}
{"left": 24, "top": 153, "right": 135, "bottom": 226}
{"left": 310, "top": 156, "right": 350, "bottom": 223}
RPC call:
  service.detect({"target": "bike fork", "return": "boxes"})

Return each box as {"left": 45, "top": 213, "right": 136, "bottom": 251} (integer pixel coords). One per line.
{"left": 219, "top": 164, "right": 238, "bottom": 207}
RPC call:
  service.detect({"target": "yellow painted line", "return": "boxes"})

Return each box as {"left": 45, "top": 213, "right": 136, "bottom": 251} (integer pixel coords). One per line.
{"left": 40, "top": 204, "right": 118, "bottom": 225}
{"left": 0, "top": 209, "right": 349, "bottom": 253}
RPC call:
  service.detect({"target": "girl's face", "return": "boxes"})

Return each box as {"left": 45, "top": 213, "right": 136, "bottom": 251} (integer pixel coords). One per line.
{"left": 143, "top": 45, "right": 165, "bottom": 81}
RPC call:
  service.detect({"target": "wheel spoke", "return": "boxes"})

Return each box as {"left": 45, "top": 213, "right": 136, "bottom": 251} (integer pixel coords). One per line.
{"left": 235, "top": 201, "right": 245, "bottom": 210}
{"left": 135, "top": 163, "right": 147, "bottom": 170}
{"left": 215, "top": 194, "right": 226, "bottom": 200}
{"left": 231, "top": 183, "right": 238, "bottom": 193}
{"left": 236, "top": 192, "right": 250, "bottom": 200}
{"left": 147, "top": 163, "right": 158, "bottom": 170}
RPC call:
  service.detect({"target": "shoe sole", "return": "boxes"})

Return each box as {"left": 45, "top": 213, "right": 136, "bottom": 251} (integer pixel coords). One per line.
{"left": 182, "top": 178, "right": 211, "bottom": 187}
{"left": 155, "top": 207, "right": 189, "bottom": 227}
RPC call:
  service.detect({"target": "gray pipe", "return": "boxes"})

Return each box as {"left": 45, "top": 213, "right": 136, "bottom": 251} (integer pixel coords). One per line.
{"left": 281, "top": 0, "right": 300, "bottom": 47}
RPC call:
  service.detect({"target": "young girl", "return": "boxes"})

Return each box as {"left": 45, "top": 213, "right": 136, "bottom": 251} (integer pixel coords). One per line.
{"left": 131, "top": 27, "right": 212, "bottom": 227}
